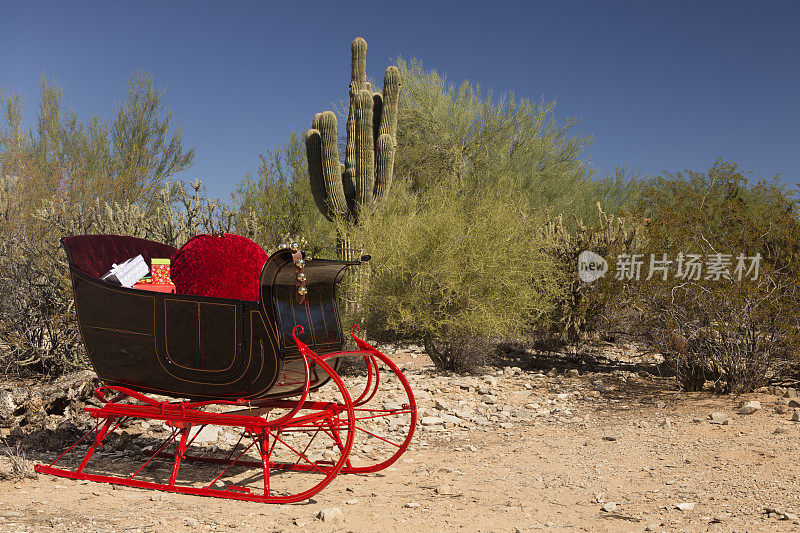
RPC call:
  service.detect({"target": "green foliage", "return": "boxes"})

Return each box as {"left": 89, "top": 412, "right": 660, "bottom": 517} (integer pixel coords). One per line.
{"left": 394, "top": 59, "right": 598, "bottom": 221}
{"left": 352, "top": 177, "right": 563, "bottom": 372}
{"left": 0, "top": 179, "right": 237, "bottom": 375}
{"left": 305, "top": 38, "right": 400, "bottom": 224}
{"left": 591, "top": 164, "right": 645, "bottom": 216}
{"left": 630, "top": 160, "right": 800, "bottom": 393}
{"left": 6, "top": 74, "right": 194, "bottom": 214}
{"left": 234, "top": 133, "right": 332, "bottom": 251}
{"left": 0, "top": 75, "right": 239, "bottom": 375}
{"left": 543, "top": 204, "right": 644, "bottom": 342}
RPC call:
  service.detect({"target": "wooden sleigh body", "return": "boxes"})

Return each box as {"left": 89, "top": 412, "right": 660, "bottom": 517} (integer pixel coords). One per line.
{"left": 36, "top": 235, "right": 417, "bottom": 503}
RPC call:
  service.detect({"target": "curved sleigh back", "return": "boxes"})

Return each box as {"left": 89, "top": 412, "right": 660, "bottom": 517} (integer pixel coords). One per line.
{"left": 259, "top": 248, "right": 359, "bottom": 357}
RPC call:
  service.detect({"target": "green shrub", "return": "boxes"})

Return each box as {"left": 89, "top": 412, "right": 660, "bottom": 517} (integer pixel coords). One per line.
{"left": 0, "top": 75, "right": 245, "bottom": 375}
{"left": 542, "top": 203, "right": 644, "bottom": 343}
{"left": 629, "top": 160, "right": 800, "bottom": 392}
{"left": 352, "top": 178, "right": 563, "bottom": 372}
{"left": 395, "top": 59, "right": 599, "bottom": 221}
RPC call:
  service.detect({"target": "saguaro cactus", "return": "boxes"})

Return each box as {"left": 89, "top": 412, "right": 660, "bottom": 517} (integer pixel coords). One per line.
{"left": 305, "top": 37, "right": 401, "bottom": 224}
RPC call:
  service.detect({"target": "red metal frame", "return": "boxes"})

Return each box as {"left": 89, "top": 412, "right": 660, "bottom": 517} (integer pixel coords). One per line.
{"left": 35, "top": 326, "right": 416, "bottom": 503}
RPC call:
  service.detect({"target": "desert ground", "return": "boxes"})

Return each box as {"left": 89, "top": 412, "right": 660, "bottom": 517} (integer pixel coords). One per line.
{"left": 2, "top": 343, "right": 800, "bottom": 533}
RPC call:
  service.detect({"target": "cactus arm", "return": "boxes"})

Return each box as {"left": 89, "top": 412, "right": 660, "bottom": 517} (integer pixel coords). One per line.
{"left": 305, "top": 127, "right": 331, "bottom": 220}
{"left": 318, "top": 111, "right": 349, "bottom": 218}
{"left": 350, "top": 37, "right": 368, "bottom": 92}
{"left": 341, "top": 161, "right": 354, "bottom": 211}
{"left": 374, "top": 133, "right": 395, "bottom": 203}
{"left": 344, "top": 85, "right": 357, "bottom": 193}
{"left": 353, "top": 90, "right": 375, "bottom": 210}
{"left": 378, "top": 66, "right": 401, "bottom": 140}
{"left": 373, "top": 66, "right": 401, "bottom": 201}
{"left": 306, "top": 112, "right": 349, "bottom": 221}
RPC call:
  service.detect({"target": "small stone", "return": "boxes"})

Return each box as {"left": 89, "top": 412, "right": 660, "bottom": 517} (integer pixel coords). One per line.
{"left": 660, "top": 418, "right": 672, "bottom": 429}
{"left": 788, "top": 399, "right": 800, "bottom": 408}
{"left": 437, "top": 413, "right": 460, "bottom": 425}
{"left": 601, "top": 502, "right": 618, "bottom": 512}
{"left": 775, "top": 404, "right": 789, "bottom": 414}
{"left": 566, "top": 369, "right": 580, "bottom": 378}
{"left": 592, "top": 380, "right": 612, "bottom": 392}
{"left": 317, "top": 507, "right": 343, "bottom": 522}
{"left": 736, "top": 400, "right": 761, "bottom": 415}
{"left": 434, "top": 399, "right": 450, "bottom": 410}
{"left": 602, "top": 436, "right": 617, "bottom": 442}
{"left": 192, "top": 426, "right": 220, "bottom": 444}
{"left": 774, "top": 426, "right": 790, "bottom": 434}
{"left": 785, "top": 388, "right": 799, "bottom": 399}
{"left": 345, "top": 498, "right": 358, "bottom": 505}
{"left": 547, "top": 367, "right": 559, "bottom": 377}
{"left": 692, "top": 417, "right": 703, "bottom": 423}
{"left": 792, "top": 410, "right": 800, "bottom": 422}
{"left": 185, "top": 518, "right": 200, "bottom": 528}
{"left": 435, "top": 484, "right": 462, "bottom": 496}
{"left": 645, "top": 525, "right": 660, "bottom": 532}
{"left": 675, "top": 502, "right": 696, "bottom": 511}
{"left": 482, "top": 395, "right": 498, "bottom": 405}
{"left": 656, "top": 401, "right": 667, "bottom": 409}
{"left": 420, "top": 416, "right": 444, "bottom": 426}
{"left": 404, "top": 502, "right": 421, "bottom": 508}
{"left": 709, "top": 412, "right": 730, "bottom": 425}
{"left": 322, "top": 449, "right": 338, "bottom": 461}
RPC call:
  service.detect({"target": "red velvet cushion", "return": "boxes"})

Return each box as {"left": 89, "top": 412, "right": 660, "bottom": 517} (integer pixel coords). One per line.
{"left": 170, "top": 234, "right": 268, "bottom": 301}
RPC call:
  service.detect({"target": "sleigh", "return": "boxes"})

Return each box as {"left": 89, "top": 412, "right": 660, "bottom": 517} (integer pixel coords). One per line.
{"left": 35, "top": 234, "right": 416, "bottom": 503}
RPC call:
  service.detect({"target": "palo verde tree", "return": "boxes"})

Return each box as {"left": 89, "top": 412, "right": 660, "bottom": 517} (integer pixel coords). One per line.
{"left": 0, "top": 74, "right": 198, "bottom": 374}
{"left": 304, "top": 37, "right": 401, "bottom": 259}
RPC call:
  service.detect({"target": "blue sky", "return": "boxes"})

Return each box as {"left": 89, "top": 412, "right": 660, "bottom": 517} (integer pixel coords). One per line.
{"left": 2, "top": 1, "right": 799, "bottom": 200}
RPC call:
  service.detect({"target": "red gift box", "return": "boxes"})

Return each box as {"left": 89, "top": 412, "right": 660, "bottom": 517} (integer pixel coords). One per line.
{"left": 151, "top": 258, "right": 172, "bottom": 285}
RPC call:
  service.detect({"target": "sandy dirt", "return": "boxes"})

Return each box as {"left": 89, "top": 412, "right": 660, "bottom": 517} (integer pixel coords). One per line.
{"left": 1, "top": 347, "right": 800, "bottom": 533}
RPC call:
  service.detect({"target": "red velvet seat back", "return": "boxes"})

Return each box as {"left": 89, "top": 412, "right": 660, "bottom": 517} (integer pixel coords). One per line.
{"left": 61, "top": 235, "right": 178, "bottom": 279}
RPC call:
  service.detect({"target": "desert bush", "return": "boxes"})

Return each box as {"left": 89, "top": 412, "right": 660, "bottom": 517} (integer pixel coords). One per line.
{"left": 351, "top": 174, "right": 563, "bottom": 372}
{"left": 542, "top": 202, "right": 645, "bottom": 343}
{"left": 0, "top": 179, "right": 238, "bottom": 375}
{"left": 630, "top": 160, "right": 800, "bottom": 392}
{"left": 0, "top": 75, "right": 245, "bottom": 375}
{"left": 642, "top": 275, "right": 798, "bottom": 393}
{"left": 395, "top": 59, "right": 601, "bottom": 222}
